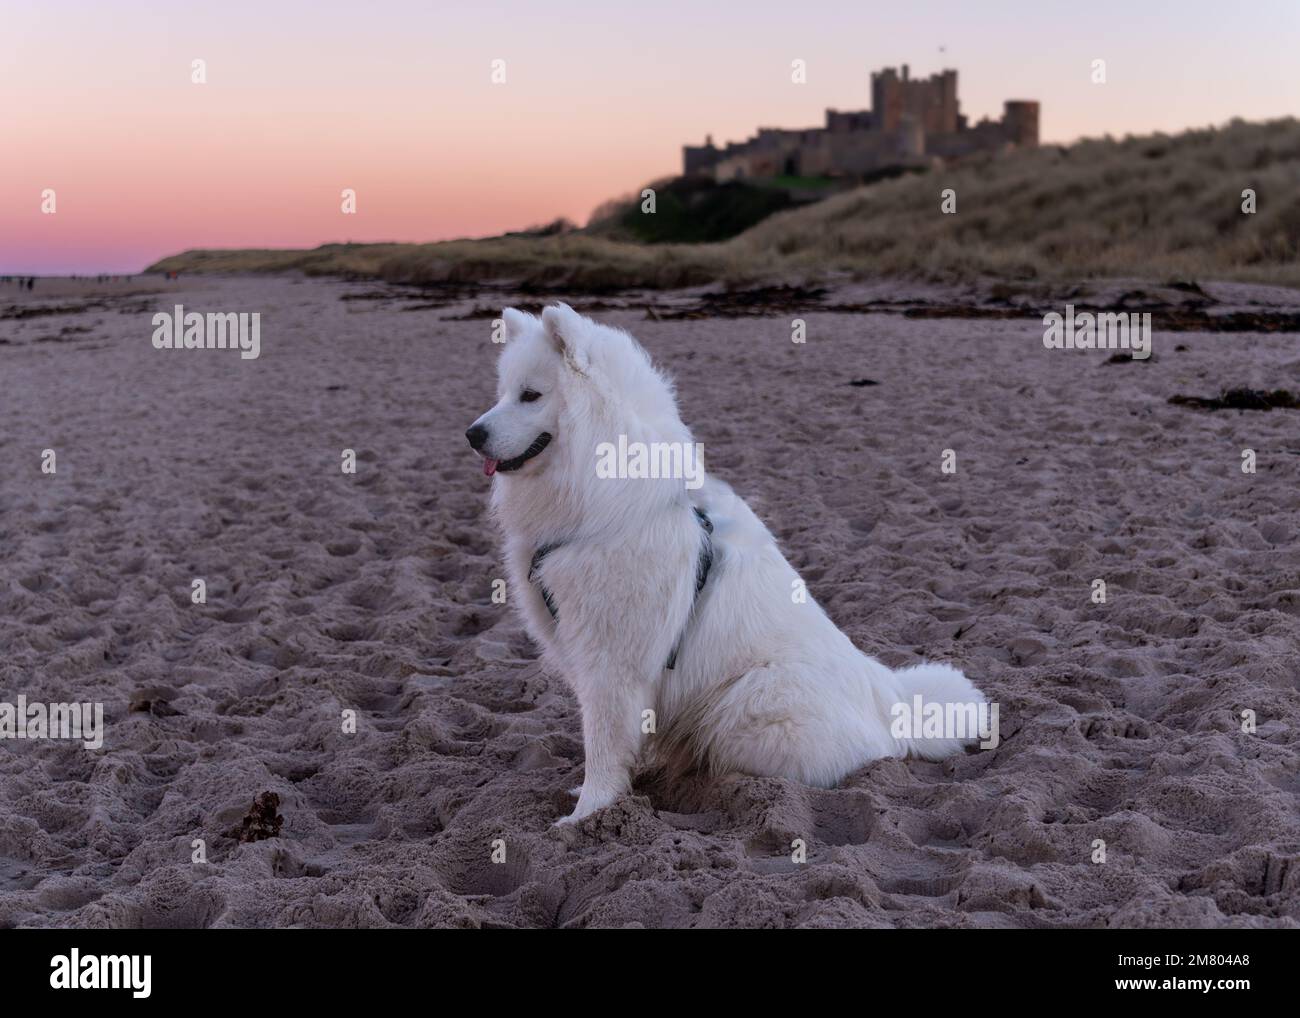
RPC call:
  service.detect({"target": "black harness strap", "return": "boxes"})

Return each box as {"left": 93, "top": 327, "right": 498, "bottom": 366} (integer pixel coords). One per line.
{"left": 666, "top": 508, "right": 713, "bottom": 670}
{"left": 529, "top": 508, "right": 714, "bottom": 671}
{"left": 528, "top": 542, "right": 562, "bottom": 619}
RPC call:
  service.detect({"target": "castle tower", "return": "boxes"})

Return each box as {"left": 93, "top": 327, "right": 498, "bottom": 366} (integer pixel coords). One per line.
{"left": 870, "top": 66, "right": 959, "bottom": 135}
{"left": 1002, "top": 101, "right": 1040, "bottom": 147}
{"left": 871, "top": 67, "right": 904, "bottom": 132}
{"left": 936, "top": 69, "right": 959, "bottom": 134}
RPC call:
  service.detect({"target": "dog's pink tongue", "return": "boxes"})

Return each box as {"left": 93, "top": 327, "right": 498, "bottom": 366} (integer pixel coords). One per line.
{"left": 482, "top": 458, "right": 498, "bottom": 477}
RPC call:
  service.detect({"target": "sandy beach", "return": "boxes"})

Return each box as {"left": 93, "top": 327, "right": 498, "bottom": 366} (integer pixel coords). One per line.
{"left": 1, "top": 272, "right": 1298, "bottom": 928}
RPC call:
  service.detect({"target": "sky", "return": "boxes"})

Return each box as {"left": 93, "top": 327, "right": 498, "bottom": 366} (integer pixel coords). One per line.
{"left": 3, "top": 0, "right": 1298, "bottom": 274}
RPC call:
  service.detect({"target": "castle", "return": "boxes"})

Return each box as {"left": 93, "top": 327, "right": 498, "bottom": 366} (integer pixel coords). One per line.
{"left": 683, "top": 66, "right": 1039, "bottom": 182}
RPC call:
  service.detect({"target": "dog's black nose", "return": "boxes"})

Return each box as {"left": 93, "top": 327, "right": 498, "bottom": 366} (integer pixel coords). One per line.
{"left": 465, "top": 424, "right": 488, "bottom": 451}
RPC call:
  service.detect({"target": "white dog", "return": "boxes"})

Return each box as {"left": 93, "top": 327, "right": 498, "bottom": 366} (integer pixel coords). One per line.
{"left": 467, "top": 305, "right": 985, "bottom": 824}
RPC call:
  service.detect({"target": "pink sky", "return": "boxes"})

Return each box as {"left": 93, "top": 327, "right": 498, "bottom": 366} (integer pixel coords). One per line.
{"left": 3, "top": 0, "right": 1297, "bottom": 274}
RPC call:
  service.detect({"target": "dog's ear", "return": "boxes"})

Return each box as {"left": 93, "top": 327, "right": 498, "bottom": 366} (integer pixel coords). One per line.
{"left": 501, "top": 307, "right": 534, "bottom": 344}
{"left": 542, "top": 304, "right": 591, "bottom": 374}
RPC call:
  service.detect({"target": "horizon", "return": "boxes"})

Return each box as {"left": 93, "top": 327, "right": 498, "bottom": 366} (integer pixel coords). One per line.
{"left": 4, "top": 0, "right": 1298, "bottom": 275}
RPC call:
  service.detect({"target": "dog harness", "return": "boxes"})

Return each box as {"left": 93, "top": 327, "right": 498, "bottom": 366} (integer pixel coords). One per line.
{"left": 529, "top": 507, "right": 714, "bottom": 671}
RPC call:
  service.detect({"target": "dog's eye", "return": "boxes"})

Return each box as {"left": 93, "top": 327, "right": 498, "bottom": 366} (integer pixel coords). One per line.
{"left": 520, "top": 389, "right": 542, "bottom": 403}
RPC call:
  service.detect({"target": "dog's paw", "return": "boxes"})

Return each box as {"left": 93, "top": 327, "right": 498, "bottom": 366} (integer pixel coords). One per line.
{"left": 554, "top": 785, "right": 620, "bottom": 826}
{"left": 553, "top": 808, "right": 597, "bottom": 829}
{"left": 553, "top": 802, "right": 598, "bottom": 827}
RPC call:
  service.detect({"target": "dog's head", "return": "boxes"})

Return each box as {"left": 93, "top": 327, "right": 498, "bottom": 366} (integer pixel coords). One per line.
{"left": 464, "top": 308, "right": 559, "bottom": 477}
{"left": 466, "top": 303, "right": 681, "bottom": 481}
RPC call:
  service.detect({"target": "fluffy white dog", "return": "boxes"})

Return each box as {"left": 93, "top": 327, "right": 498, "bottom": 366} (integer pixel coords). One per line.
{"left": 467, "top": 305, "right": 985, "bottom": 824}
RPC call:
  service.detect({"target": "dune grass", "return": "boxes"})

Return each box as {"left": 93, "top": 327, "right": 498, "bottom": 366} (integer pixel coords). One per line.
{"left": 147, "top": 118, "right": 1300, "bottom": 291}
{"left": 148, "top": 237, "right": 736, "bottom": 290}
{"left": 734, "top": 117, "right": 1300, "bottom": 287}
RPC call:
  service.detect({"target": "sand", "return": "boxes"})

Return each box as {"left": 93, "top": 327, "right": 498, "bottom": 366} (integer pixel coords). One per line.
{"left": 1, "top": 273, "right": 1298, "bottom": 928}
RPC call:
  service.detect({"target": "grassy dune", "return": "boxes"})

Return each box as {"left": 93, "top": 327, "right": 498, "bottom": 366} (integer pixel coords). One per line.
{"left": 147, "top": 237, "right": 737, "bottom": 291}
{"left": 148, "top": 119, "right": 1300, "bottom": 290}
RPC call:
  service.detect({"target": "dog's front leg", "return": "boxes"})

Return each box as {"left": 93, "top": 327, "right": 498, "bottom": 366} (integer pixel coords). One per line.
{"left": 558, "top": 675, "right": 649, "bottom": 824}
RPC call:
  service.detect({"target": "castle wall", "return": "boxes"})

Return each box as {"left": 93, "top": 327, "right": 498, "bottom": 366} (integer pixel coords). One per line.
{"left": 796, "top": 127, "right": 927, "bottom": 177}
{"left": 683, "top": 144, "right": 720, "bottom": 176}
{"left": 826, "top": 109, "right": 875, "bottom": 133}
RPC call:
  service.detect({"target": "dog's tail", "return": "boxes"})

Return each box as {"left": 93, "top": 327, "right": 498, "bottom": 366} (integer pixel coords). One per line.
{"left": 889, "top": 661, "right": 989, "bottom": 761}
